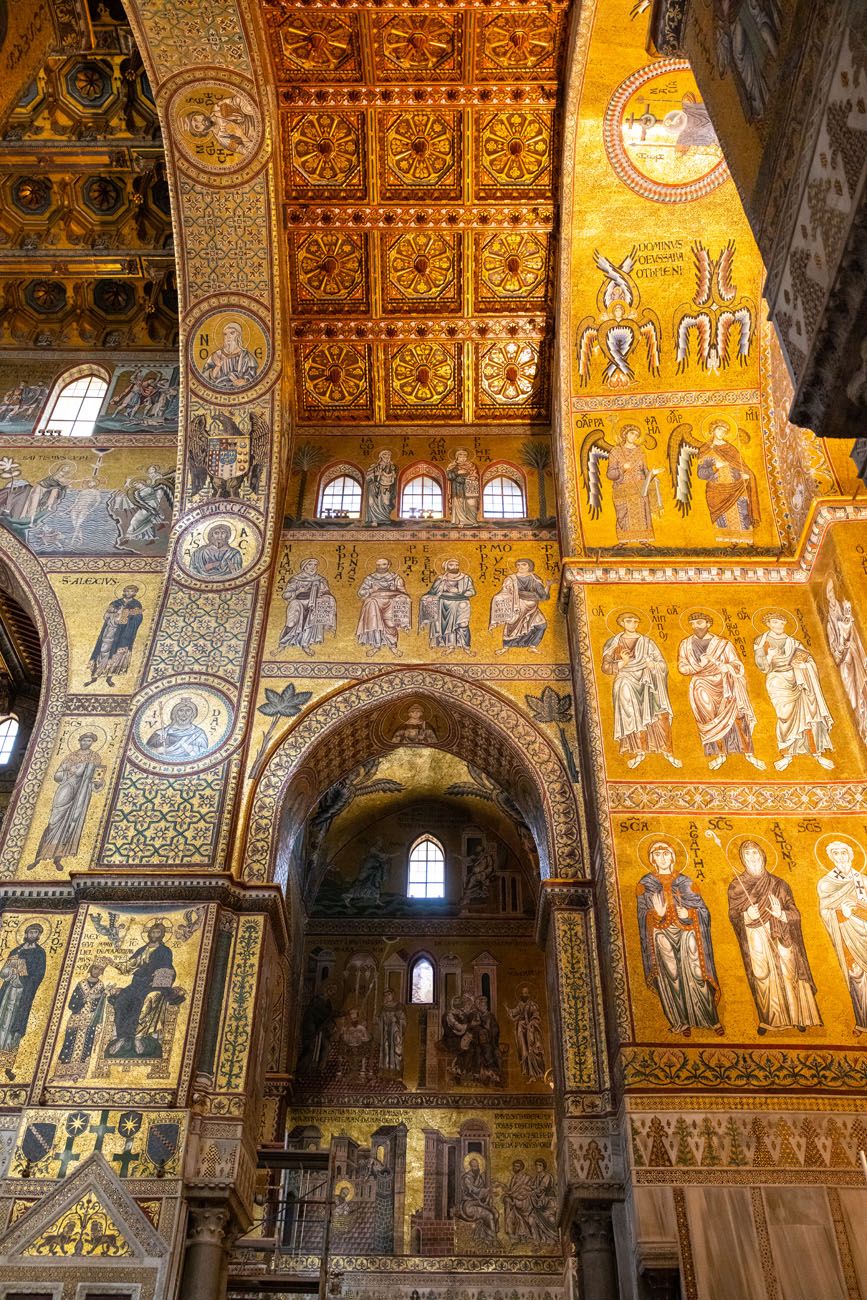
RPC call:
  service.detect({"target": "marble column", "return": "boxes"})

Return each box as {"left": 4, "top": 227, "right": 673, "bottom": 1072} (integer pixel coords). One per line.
{"left": 180, "top": 1203, "right": 233, "bottom": 1300}
{"left": 577, "top": 1208, "right": 620, "bottom": 1300}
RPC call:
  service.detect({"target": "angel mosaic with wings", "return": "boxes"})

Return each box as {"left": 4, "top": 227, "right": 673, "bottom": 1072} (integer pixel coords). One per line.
{"left": 576, "top": 249, "right": 661, "bottom": 389}
{"left": 667, "top": 417, "right": 760, "bottom": 537}
{"left": 674, "top": 242, "right": 754, "bottom": 374}
{"left": 580, "top": 423, "right": 663, "bottom": 543}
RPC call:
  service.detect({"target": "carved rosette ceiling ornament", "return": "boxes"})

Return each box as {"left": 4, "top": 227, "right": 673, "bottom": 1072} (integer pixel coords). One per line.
{"left": 266, "top": 0, "right": 568, "bottom": 425}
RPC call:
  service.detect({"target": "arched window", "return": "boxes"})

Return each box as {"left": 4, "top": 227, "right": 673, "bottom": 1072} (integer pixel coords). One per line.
{"left": 409, "top": 955, "right": 435, "bottom": 1004}
{"left": 36, "top": 367, "right": 108, "bottom": 438}
{"left": 0, "top": 716, "right": 19, "bottom": 765}
{"left": 318, "top": 466, "right": 363, "bottom": 519}
{"left": 483, "top": 472, "right": 526, "bottom": 520}
{"left": 401, "top": 474, "right": 444, "bottom": 521}
{"left": 407, "top": 835, "right": 445, "bottom": 899}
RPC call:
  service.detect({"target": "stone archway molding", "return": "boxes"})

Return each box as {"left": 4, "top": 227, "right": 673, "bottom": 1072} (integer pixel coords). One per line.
{"left": 240, "top": 668, "right": 585, "bottom": 888}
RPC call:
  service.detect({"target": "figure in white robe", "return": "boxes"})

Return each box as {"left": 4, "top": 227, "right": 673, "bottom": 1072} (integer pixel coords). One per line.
{"left": 507, "top": 987, "right": 545, "bottom": 1080}
{"left": 377, "top": 989, "right": 406, "bottom": 1074}
{"left": 446, "top": 449, "right": 480, "bottom": 525}
{"left": 825, "top": 578, "right": 867, "bottom": 745}
{"left": 753, "top": 612, "right": 834, "bottom": 770}
{"left": 144, "top": 699, "right": 209, "bottom": 761}
{"left": 28, "top": 735, "right": 106, "bottom": 871}
{"left": 601, "top": 613, "right": 681, "bottom": 769}
{"left": 490, "top": 559, "right": 551, "bottom": 654}
{"left": 728, "top": 840, "right": 821, "bottom": 1033}
{"left": 817, "top": 839, "right": 867, "bottom": 1033}
{"left": 678, "top": 611, "right": 765, "bottom": 770}
{"left": 279, "top": 559, "right": 336, "bottom": 656}
{"left": 355, "top": 560, "right": 410, "bottom": 657}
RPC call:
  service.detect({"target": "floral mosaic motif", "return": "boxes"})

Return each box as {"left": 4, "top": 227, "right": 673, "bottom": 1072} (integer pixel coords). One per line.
{"left": 391, "top": 341, "right": 455, "bottom": 405}
{"left": 297, "top": 231, "right": 364, "bottom": 300}
{"left": 102, "top": 768, "right": 224, "bottom": 865}
{"left": 378, "top": 13, "right": 457, "bottom": 73}
{"left": 303, "top": 342, "right": 368, "bottom": 407}
{"left": 24, "top": 1191, "right": 131, "bottom": 1257}
{"left": 387, "top": 231, "right": 456, "bottom": 301}
{"left": 385, "top": 112, "right": 456, "bottom": 187}
{"left": 480, "top": 231, "right": 547, "bottom": 299}
{"left": 480, "top": 12, "right": 559, "bottom": 73}
{"left": 290, "top": 113, "right": 362, "bottom": 186}
{"left": 480, "top": 340, "right": 540, "bottom": 404}
{"left": 278, "top": 14, "right": 357, "bottom": 74}
{"left": 479, "top": 111, "right": 551, "bottom": 187}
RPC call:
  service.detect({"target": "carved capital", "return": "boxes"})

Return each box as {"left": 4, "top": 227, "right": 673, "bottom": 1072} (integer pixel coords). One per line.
{"left": 577, "top": 1207, "right": 615, "bottom": 1254}
{"left": 187, "top": 1203, "right": 232, "bottom": 1247}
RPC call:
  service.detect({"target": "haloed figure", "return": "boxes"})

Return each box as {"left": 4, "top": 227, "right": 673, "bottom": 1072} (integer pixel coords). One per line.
{"left": 754, "top": 612, "right": 834, "bottom": 771}
{"left": 677, "top": 611, "right": 765, "bottom": 771}
{"left": 818, "top": 839, "right": 867, "bottom": 1034}
{"left": 728, "top": 840, "right": 821, "bottom": 1034}
{"left": 86, "top": 585, "right": 144, "bottom": 687}
{"left": 601, "top": 613, "right": 681, "bottom": 769}
{"left": 636, "top": 840, "right": 723, "bottom": 1037}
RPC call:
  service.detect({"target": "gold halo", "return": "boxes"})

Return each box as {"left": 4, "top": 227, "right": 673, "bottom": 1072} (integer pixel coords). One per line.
{"left": 463, "top": 1152, "right": 486, "bottom": 1173}
{"left": 14, "top": 916, "right": 47, "bottom": 947}
{"left": 604, "top": 607, "right": 644, "bottom": 634}
{"left": 813, "top": 831, "right": 866, "bottom": 874}
{"left": 66, "top": 724, "right": 109, "bottom": 754}
{"left": 701, "top": 413, "right": 743, "bottom": 442}
{"left": 334, "top": 1180, "right": 355, "bottom": 1201}
{"left": 139, "top": 916, "right": 174, "bottom": 945}
{"left": 751, "top": 606, "right": 797, "bottom": 636}
{"left": 636, "top": 832, "right": 687, "bottom": 872}
{"left": 724, "top": 831, "right": 778, "bottom": 877}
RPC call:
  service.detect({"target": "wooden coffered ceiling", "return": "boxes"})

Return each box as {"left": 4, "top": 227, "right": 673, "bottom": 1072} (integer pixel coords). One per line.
{"left": 0, "top": 6, "right": 177, "bottom": 351}
{"left": 263, "top": 0, "right": 571, "bottom": 427}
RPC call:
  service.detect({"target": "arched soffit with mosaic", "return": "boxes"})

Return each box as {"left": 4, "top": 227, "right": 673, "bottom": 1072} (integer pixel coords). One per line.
{"left": 241, "top": 669, "right": 584, "bottom": 888}
{"left": 0, "top": 532, "right": 70, "bottom": 878}
{"left": 552, "top": 0, "right": 817, "bottom": 560}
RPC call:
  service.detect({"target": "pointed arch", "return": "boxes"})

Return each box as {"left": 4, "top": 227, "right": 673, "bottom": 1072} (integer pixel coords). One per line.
{"left": 240, "top": 668, "right": 585, "bottom": 895}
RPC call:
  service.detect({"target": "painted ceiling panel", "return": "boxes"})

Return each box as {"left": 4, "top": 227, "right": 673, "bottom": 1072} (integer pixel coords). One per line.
{"left": 265, "top": 0, "right": 570, "bottom": 427}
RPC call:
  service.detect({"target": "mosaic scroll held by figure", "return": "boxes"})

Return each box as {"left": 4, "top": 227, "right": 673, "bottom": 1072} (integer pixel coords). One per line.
{"left": 50, "top": 906, "right": 205, "bottom": 1086}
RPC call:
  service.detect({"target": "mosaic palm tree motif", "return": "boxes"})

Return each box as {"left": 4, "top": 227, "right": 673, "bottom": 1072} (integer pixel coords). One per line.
{"left": 278, "top": 14, "right": 356, "bottom": 73}
{"left": 304, "top": 343, "right": 368, "bottom": 406}
{"left": 380, "top": 13, "right": 455, "bottom": 71}
{"left": 386, "top": 112, "right": 455, "bottom": 186}
{"left": 388, "top": 231, "right": 456, "bottom": 300}
{"left": 391, "top": 342, "right": 455, "bottom": 405}
{"left": 291, "top": 113, "right": 361, "bottom": 185}
{"left": 481, "top": 340, "right": 540, "bottom": 403}
{"left": 297, "top": 232, "right": 364, "bottom": 300}
{"left": 480, "top": 110, "right": 551, "bottom": 185}
{"left": 480, "top": 231, "right": 547, "bottom": 297}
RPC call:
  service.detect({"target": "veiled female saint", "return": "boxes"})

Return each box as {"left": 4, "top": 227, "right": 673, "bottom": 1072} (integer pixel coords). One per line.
{"left": 601, "top": 613, "right": 681, "bottom": 769}
{"left": 636, "top": 840, "right": 723, "bottom": 1036}
{"left": 727, "top": 840, "right": 821, "bottom": 1033}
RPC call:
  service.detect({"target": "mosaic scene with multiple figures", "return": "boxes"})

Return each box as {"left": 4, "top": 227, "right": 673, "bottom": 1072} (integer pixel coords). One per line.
{"left": 0, "top": 0, "right": 865, "bottom": 1298}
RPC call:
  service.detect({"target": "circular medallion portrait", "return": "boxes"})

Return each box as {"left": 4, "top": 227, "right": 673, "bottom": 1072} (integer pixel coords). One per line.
{"left": 603, "top": 60, "right": 729, "bottom": 203}
{"left": 171, "top": 83, "right": 262, "bottom": 174}
{"left": 133, "top": 685, "right": 234, "bottom": 768}
{"left": 177, "top": 513, "right": 262, "bottom": 582}
{"left": 189, "top": 307, "right": 271, "bottom": 396}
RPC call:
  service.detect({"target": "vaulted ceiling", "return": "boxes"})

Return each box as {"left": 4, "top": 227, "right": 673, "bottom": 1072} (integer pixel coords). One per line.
{"left": 0, "top": 5, "right": 177, "bottom": 351}
{"left": 263, "top": 0, "right": 571, "bottom": 428}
